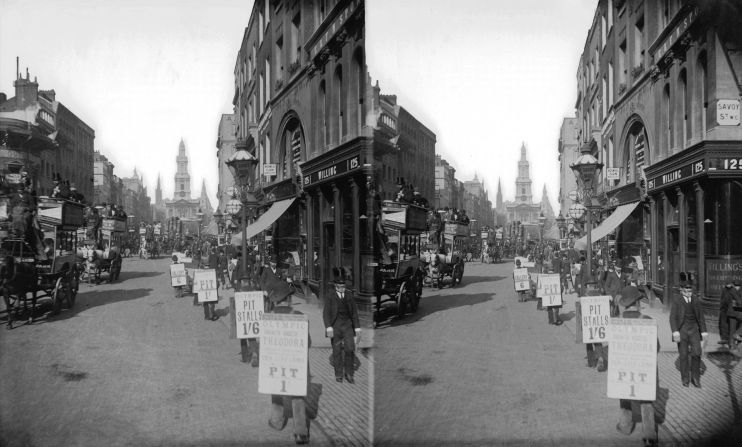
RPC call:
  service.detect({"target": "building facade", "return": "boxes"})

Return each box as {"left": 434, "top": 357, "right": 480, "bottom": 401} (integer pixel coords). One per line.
{"left": 121, "top": 168, "right": 152, "bottom": 228}
{"left": 165, "top": 139, "right": 207, "bottom": 222}
{"left": 93, "top": 151, "right": 115, "bottom": 205}
{"left": 434, "top": 154, "right": 458, "bottom": 210}
{"left": 557, "top": 117, "right": 581, "bottom": 219}
{"left": 575, "top": 0, "right": 742, "bottom": 310}
{"left": 216, "top": 114, "right": 237, "bottom": 215}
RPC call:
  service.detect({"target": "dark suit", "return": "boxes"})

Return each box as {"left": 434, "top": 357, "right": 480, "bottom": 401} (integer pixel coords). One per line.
{"left": 670, "top": 292, "right": 707, "bottom": 384}
{"left": 604, "top": 270, "right": 623, "bottom": 298}
{"left": 323, "top": 290, "right": 360, "bottom": 379}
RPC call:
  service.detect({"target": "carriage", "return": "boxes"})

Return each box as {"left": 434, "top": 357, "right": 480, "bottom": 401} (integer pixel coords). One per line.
{"left": 423, "top": 221, "right": 468, "bottom": 288}
{"left": 80, "top": 216, "right": 125, "bottom": 284}
{"left": 374, "top": 201, "right": 427, "bottom": 325}
{"left": 1, "top": 197, "right": 84, "bottom": 328}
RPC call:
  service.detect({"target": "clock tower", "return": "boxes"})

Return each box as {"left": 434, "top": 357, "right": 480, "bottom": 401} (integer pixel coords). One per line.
{"left": 174, "top": 138, "right": 191, "bottom": 199}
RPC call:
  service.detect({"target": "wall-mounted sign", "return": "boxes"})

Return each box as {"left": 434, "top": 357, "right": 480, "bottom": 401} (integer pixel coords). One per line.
{"left": 717, "top": 100, "right": 740, "bottom": 126}
{"left": 303, "top": 155, "right": 360, "bottom": 187}
{"left": 652, "top": 6, "right": 699, "bottom": 62}
{"left": 647, "top": 159, "right": 705, "bottom": 191}
{"left": 606, "top": 168, "right": 620, "bottom": 180}
{"left": 709, "top": 157, "right": 742, "bottom": 171}
{"left": 264, "top": 164, "right": 277, "bottom": 176}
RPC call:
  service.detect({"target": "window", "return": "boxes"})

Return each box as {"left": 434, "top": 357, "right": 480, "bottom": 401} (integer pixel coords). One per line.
{"left": 679, "top": 69, "right": 689, "bottom": 145}
{"left": 275, "top": 35, "right": 283, "bottom": 83}
{"left": 602, "top": 76, "right": 607, "bottom": 120}
{"left": 319, "top": 80, "right": 327, "bottom": 151}
{"left": 634, "top": 16, "right": 644, "bottom": 70}
{"left": 698, "top": 52, "right": 708, "bottom": 137}
{"left": 259, "top": 72, "right": 264, "bottom": 115}
{"left": 601, "top": 15, "right": 607, "bottom": 49}
{"left": 608, "top": 0, "right": 613, "bottom": 30}
{"left": 265, "top": 58, "right": 271, "bottom": 102}
{"left": 258, "top": 4, "right": 264, "bottom": 44}
{"left": 608, "top": 62, "right": 614, "bottom": 106}
{"left": 353, "top": 49, "right": 365, "bottom": 132}
{"left": 290, "top": 12, "right": 301, "bottom": 67}
{"left": 618, "top": 40, "right": 627, "bottom": 87}
{"left": 334, "top": 65, "right": 345, "bottom": 141}
{"left": 663, "top": 84, "right": 672, "bottom": 154}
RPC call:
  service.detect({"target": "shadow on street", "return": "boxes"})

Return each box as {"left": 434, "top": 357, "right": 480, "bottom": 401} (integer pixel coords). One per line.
{"left": 376, "top": 292, "right": 495, "bottom": 328}
{"left": 46, "top": 288, "right": 154, "bottom": 322}
{"left": 456, "top": 275, "right": 508, "bottom": 287}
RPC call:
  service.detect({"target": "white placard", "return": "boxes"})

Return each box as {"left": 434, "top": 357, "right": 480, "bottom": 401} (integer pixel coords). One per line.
{"left": 235, "top": 292, "right": 264, "bottom": 339}
{"left": 192, "top": 269, "right": 218, "bottom": 302}
{"left": 170, "top": 263, "right": 187, "bottom": 287}
{"left": 606, "top": 167, "right": 620, "bottom": 180}
{"left": 607, "top": 318, "right": 657, "bottom": 401}
{"left": 538, "top": 274, "right": 562, "bottom": 307}
{"left": 513, "top": 268, "right": 530, "bottom": 291}
{"left": 259, "top": 313, "right": 309, "bottom": 396}
{"left": 264, "top": 163, "right": 277, "bottom": 176}
{"left": 580, "top": 295, "right": 611, "bottom": 343}
{"left": 717, "top": 99, "right": 740, "bottom": 126}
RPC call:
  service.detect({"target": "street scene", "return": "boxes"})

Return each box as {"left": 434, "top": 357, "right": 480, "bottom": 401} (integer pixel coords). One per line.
{"left": 2, "top": 0, "right": 742, "bottom": 446}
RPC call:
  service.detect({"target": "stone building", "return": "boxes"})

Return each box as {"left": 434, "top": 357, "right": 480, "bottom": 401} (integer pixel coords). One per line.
{"left": 574, "top": 0, "right": 742, "bottom": 308}
{"left": 93, "top": 151, "right": 115, "bottom": 205}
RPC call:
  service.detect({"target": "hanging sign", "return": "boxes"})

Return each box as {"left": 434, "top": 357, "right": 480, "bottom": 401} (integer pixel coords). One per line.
{"left": 170, "top": 263, "right": 188, "bottom": 287}
{"left": 259, "top": 313, "right": 309, "bottom": 396}
{"left": 607, "top": 318, "right": 657, "bottom": 401}
{"left": 234, "top": 292, "right": 264, "bottom": 339}
{"left": 580, "top": 295, "right": 611, "bottom": 343}
{"left": 513, "top": 268, "right": 530, "bottom": 291}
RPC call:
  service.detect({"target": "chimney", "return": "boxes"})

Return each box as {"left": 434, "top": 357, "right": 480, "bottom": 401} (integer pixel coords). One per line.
{"left": 14, "top": 70, "right": 39, "bottom": 109}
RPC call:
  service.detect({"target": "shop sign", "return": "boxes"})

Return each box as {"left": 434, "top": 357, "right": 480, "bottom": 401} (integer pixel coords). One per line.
{"left": 705, "top": 256, "right": 742, "bottom": 297}
{"left": 709, "top": 157, "right": 742, "bottom": 172}
{"left": 303, "top": 155, "right": 360, "bottom": 187}
{"left": 259, "top": 313, "right": 309, "bottom": 396}
{"left": 606, "top": 168, "right": 620, "bottom": 180}
{"left": 607, "top": 318, "right": 657, "bottom": 401}
{"left": 264, "top": 164, "right": 277, "bottom": 176}
{"left": 653, "top": 6, "right": 699, "bottom": 62}
{"left": 716, "top": 100, "right": 740, "bottom": 126}
{"left": 647, "top": 159, "right": 705, "bottom": 191}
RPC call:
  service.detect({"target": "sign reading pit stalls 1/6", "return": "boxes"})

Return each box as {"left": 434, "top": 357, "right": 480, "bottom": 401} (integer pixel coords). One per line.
{"left": 580, "top": 295, "right": 611, "bottom": 343}
{"left": 192, "top": 269, "right": 218, "bottom": 303}
{"left": 234, "top": 292, "right": 264, "bottom": 339}
{"left": 259, "top": 313, "right": 309, "bottom": 396}
{"left": 607, "top": 318, "right": 657, "bottom": 401}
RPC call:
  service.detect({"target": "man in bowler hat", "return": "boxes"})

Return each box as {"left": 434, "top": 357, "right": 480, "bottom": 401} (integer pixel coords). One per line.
{"left": 323, "top": 267, "right": 361, "bottom": 383}
{"left": 670, "top": 278, "right": 707, "bottom": 388}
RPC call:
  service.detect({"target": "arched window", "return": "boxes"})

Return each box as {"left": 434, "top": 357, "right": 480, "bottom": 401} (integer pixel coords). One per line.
{"left": 679, "top": 69, "right": 689, "bottom": 145}
{"left": 697, "top": 52, "right": 708, "bottom": 137}
{"left": 663, "top": 84, "right": 671, "bottom": 155}
{"left": 334, "top": 65, "right": 345, "bottom": 142}
{"left": 623, "top": 121, "right": 649, "bottom": 185}
{"left": 319, "top": 79, "right": 326, "bottom": 151}
{"left": 352, "top": 48, "right": 365, "bottom": 133}
{"left": 280, "top": 119, "right": 304, "bottom": 182}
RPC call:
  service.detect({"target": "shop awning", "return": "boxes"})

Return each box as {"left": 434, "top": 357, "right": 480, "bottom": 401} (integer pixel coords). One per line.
{"left": 574, "top": 201, "right": 640, "bottom": 250}
{"left": 230, "top": 198, "right": 295, "bottom": 246}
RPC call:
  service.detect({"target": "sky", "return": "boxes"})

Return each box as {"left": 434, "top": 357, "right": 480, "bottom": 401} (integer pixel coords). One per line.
{"left": 1, "top": 0, "right": 597, "bottom": 212}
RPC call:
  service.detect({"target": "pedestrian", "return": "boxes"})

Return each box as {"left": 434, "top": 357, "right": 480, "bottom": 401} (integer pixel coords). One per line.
{"left": 171, "top": 254, "right": 184, "bottom": 298}
{"left": 614, "top": 285, "right": 658, "bottom": 446}
{"left": 237, "top": 274, "right": 263, "bottom": 367}
{"left": 719, "top": 280, "right": 737, "bottom": 347}
{"left": 724, "top": 281, "right": 742, "bottom": 355}
{"left": 265, "top": 280, "right": 310, "bottom": 444}
{"left": 670, "top": 278, "right": 707, "bottom": 388}
{"left": 323, "top": 267, "right": 361, "bottom": 384}
{"left": 201, "top": 248, "right": 219, "bottom": 321}
{"left": 217, "top": 248, "right": 229, "bottom": 289}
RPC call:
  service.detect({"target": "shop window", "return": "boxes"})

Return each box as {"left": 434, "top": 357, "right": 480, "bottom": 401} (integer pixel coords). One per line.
{"left": 656, "top": 196, "right": 666, "bottom": 286}
{"left": 341, "top": 185, "right": 354, "bottom": 286}
{"left": 311, "top": 193, "right": 321, "bottom": 281}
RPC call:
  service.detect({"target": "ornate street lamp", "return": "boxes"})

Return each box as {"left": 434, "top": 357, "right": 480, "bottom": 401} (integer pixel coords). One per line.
{"left": 570, "top": 148, "right": 603, "bottom": 287}
{"left": 556, "top": 212, "right": 566, "bottom": 240}
{"left": 226, "top": 146, "right": 260, "bottom": 281}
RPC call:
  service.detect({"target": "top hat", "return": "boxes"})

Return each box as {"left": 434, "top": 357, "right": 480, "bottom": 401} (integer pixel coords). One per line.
{"left": 679, "top": 280, "right": 693, "bottom": 289}
{"left": 332, "top": 266, "right": 347, "bottom": 285}
{"left": 618, "top": 285, "right": 643, "bottom": 307}
{"left": 268, "top": 254, "right": 278, "bottom": 264}
{"left": 733, "top": 280, "right": 741, "bottom": 287}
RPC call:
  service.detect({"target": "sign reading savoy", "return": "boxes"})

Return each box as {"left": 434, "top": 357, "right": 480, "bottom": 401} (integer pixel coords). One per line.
{"left": 303, "top": 155, "right": 360, "bottom": 186}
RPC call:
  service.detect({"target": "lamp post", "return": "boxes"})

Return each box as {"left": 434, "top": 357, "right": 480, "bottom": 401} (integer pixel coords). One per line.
{"left": 226, "top": 146, "right": 260, "bottom": 282}
{"left": 213, "top": 209, "right": 224, "bottom": 246}
{"left": 556, "top": 212, "right": 566, "bottom": 240}
{"left": 538, "top": 211, "right": 546, "bottom": 243}
{"left": 570, "top": 149, "right": 604, "bottom": 287}
{"left": 196, "top": 208, "right": 204, "bottom": 241}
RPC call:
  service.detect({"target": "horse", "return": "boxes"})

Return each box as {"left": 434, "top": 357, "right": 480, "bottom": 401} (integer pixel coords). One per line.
{"left": 1, "top": 256, "right": 38, "bottom": 329}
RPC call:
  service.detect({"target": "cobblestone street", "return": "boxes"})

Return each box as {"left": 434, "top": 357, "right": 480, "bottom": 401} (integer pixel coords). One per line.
{"left": 373, "top": 261, "right": 742, "bottom": 446}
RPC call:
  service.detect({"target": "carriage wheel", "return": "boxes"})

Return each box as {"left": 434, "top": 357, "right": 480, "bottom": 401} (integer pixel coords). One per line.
{"left": 396, "top": 284, "right": 408, "bottom": 317}
{"left": 51, "top": 276, "right": 66, "bottom": 315}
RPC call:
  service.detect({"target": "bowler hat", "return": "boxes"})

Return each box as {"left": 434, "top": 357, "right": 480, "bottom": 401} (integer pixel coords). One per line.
{"left": 618, "top": 285, "right": 643, "bottom": 307}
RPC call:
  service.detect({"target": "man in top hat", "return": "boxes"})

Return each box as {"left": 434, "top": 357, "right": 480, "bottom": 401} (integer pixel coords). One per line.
{"left": 615, "top": 283, "right": 658, "bottom": 446}
{"left": 323, "top": 267, "right": 361, "bottom": 383}
{"left": 722, "top": 280, "right": 742, "bottom": 355}
{"left": 670, "top": 278, "right": 707, "bottom": 387}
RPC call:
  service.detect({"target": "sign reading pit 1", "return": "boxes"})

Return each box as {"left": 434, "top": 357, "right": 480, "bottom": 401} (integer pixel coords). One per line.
{"left": 259, "top": 313, "right": 309, "bottom": 396}
{"left": 192, "top": 269, "right": 218, "bottom": 303}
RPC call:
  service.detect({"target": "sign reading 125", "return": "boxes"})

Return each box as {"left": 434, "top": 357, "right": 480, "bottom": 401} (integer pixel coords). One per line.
{"left": 722, "top": 158, "right": 742, "bottom": 170}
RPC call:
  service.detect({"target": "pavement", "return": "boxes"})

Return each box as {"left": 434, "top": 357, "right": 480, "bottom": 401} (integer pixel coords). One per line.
{"left": 209, "top": 275, "right": 374, "bottom": 447}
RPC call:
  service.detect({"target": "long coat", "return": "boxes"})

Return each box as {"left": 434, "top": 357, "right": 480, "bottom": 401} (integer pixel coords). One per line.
{"left": 323, "top": 290, "right": 360, "bottom": 331}
{"left": 670, "top": 293, "right": 708, "bottom": 334}
{"left": 604, "top": 270, "right": 623, "bottom": 298}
